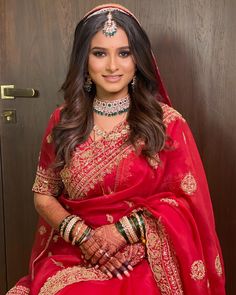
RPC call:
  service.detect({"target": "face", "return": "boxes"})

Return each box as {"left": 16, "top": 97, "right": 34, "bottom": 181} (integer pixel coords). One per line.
{"left": 88, "top": 27, "right": 136, "bottom": 100}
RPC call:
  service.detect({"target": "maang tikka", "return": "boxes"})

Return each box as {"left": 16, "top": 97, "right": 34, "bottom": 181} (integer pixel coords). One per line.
{"left": 102, "top": 11, "right": 117, "bottom": 37}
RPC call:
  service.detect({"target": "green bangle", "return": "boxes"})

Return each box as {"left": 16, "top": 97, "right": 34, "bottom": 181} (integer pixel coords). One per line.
{"left": 115, "top": 221, "right": 129, "bottom": 243}
{"left": 137, "top": 211, "right": 146, "bottom": 236}
{"left": 130, "top": 215, "right": 141, "bottom": 239}
{"left": 76, "top": 227, "right": 91, "bottom": 246}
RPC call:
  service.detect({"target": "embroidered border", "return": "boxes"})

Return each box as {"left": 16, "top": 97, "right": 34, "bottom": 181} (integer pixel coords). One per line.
{"left": 6, "top": 285, "right": 30, "bottom": 295}
{"left": 38, "top": 266, "right": 108, "bottom": 295}
{"left": 60, "top": 122, "right": 134, "bottom": 199}
{"left": 32, "top": 166, "right": 63, "bottom": 197}
{"left": 145, "top": 215, "right": 183, "bottom": 294}
{"left": 161, "top": 104, "right": 185, "bottom": 127}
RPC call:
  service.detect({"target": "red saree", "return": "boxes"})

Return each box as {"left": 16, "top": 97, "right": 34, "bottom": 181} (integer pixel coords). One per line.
{"left": 7, "top": 103, "right": 225, "bottom": 294}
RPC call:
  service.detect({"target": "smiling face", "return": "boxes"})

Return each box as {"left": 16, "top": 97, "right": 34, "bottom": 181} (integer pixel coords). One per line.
{"left": 88, "top": 27, "right": 136, "bottom": 100}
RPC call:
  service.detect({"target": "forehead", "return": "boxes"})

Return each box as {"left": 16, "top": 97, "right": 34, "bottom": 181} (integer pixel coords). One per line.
{"left": 90, "top": 28, "right": 129, "bottom": 48}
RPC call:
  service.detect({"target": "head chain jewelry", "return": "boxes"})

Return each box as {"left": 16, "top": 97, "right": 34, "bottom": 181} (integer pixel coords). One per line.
{"left": 83, "top": 7, "right": 140, "bottom": 38}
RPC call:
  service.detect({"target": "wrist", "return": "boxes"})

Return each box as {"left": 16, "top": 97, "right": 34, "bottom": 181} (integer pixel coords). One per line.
{"left": 58, "top": 214, "right": 92, "bottom": 245}
{"left": 115, "top": 210, "right": 146, "bottom": 244}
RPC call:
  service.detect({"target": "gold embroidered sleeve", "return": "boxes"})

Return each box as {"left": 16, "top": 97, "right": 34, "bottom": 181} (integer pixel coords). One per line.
{"left": 32, "top": 165, "right": 63, "bottom": 197}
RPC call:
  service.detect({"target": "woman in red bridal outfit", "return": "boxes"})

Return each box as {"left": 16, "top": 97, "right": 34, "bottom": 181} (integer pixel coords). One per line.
{"left": 7, "top": 3, "right": 225, "bottom": 295}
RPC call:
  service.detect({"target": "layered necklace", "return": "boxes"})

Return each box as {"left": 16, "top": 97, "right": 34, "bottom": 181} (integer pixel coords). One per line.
{"left": 93, "top": 94, "right": 130, "bottom": 116}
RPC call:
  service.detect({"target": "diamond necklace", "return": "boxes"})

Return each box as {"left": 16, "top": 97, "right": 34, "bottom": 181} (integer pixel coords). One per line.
{"left": 93, "top": 94, "right": 130, "bottom": 116}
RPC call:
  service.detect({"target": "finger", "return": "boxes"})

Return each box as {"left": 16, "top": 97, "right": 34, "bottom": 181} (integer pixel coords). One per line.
{"left": 109, "top": 256, "right": 130, "bottom": 278}
{"left": 90, "top": 248, "right": 107, "bottom": 265}
{"left": 105, "top": 261, "right": 123, "bottom": 280}
{"left": 100, "top": 265, "right": 113, "bottom": 278}
{"left": 123, "top": 260, "right": 134, "bottom": 271}
{"left": 84, "top": 244, "right": 101, "bottom": 261}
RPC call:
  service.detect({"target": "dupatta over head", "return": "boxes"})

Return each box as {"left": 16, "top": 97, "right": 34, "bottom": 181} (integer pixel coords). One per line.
{"left": 7, "top": 4, "right": 225, "bottom": 295}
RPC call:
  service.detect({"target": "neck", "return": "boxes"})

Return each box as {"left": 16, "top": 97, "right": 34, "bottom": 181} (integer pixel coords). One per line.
{"left": 95, "top": 91, "right": 129, "bottom": 101}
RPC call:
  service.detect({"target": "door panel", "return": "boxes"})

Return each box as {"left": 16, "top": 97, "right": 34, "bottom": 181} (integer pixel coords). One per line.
{"left": 0, "top": 0, "right": 235, "bottom": 293}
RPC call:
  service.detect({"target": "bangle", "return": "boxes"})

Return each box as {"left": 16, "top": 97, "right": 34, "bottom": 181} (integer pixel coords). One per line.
{"left": 115, "top": 221, "right": 129, "bottom": 243}
{"left": 129, "top": 215, "right": 141, "bottom": 239}
{"left": 72, "top": 220, "right": 84, "bottom": 245}
{"left": 133, "top": 212, "right": 146, "bottom": 244}
{"left": 75, "top": 226, "right": 92, "bottom": 246}
{"left": 59, "top": 215, "right": 75, "bottom": 237}
{"left": 63, "top": 216, "right": 80, "bottom": 243}
{"left": 121, "top": 216, "right": 139, "bottom": 243}
{"left": 137, "top": 211, "right": 146, "bottom": 236}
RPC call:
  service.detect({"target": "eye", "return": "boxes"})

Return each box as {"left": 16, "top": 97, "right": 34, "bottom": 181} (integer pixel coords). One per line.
{"left": 119, "top": 50, "right": 131, "bottom": 57}
{"left": 92, "top": 51, "right": 106, "bottom": 57}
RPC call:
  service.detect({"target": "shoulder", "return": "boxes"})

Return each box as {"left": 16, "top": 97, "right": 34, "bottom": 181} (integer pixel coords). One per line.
{"left": 160, "top": 103, "right": 186, "bottom": 128}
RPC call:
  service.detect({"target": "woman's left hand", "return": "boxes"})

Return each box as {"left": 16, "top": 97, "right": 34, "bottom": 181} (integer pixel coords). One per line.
{"left": 80, "top": 224, "right": 127, "bottom": 266}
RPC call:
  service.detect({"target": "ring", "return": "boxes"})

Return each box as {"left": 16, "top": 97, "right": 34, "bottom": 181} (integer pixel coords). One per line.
{"left": 99, "top": 249, "right": 105, "bottom": 255}
{"left": 104, "top": 252, "right": 110, "bottom": 258}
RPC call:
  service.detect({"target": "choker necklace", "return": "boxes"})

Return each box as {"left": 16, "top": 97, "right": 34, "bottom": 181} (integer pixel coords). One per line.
{"left": 93, "top": 94, "right": 130, "bottom": 116}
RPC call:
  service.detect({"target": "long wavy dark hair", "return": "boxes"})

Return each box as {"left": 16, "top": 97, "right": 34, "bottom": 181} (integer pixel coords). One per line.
{"left": 52, "top": 10, "right": 166, "bottom": 168}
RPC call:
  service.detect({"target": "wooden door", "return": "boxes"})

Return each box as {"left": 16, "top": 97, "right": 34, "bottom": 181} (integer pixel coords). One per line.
{"left": 0, "top": 0, "right": 235, "bottom": 294}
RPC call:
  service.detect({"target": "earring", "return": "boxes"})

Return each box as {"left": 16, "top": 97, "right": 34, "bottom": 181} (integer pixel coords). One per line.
{"left": 84, "top": 76, "right": 93, "bottom": 92}
{"left": 131, "top": 76, "right": 136, "bottom": 92}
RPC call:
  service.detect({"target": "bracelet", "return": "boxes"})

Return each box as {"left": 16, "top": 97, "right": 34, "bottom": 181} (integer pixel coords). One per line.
{"left": 115, "top": 221, "right": 129, "bottom": 243}
{"left": 121, "top": 216, "right": 139, "bottom": 243}
{"left": 75, "top": 226, "right": 92, "bottom": 246}
{"left": 64, "top": 216, "right": 81, "bottom": 243}
{"left": 59, "top": 215, "right": 75, "bottom": 237}
{"left": 133, "top": 212, "right": 146, "bottom": 244}
{"left": 130, "top": 214, "right": 141, "bottom": 239}
{"left": 72, "top": 220, "right": 85, "bottom": 245}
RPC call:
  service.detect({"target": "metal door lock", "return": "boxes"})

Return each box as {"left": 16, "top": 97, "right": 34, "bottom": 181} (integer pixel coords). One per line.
{"left": 1, "top": 110, "right": 17, "bottom": 123}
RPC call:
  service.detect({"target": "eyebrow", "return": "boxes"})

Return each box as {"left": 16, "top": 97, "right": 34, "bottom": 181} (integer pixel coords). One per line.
{"left": 90, "top": 46, "right": 131, "bottom": 51}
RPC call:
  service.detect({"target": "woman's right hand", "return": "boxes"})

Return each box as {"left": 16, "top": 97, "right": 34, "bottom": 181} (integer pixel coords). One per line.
{"left": 80, "top": 223, "right": 127, "bottom": 265}
{"left": 99, "top": 243, "right": 146, "bottom": 279}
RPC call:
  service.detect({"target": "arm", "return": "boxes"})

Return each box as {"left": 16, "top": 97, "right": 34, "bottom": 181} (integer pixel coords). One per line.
{"left": 34, "top": 193, "right": 69, "bottom": 230}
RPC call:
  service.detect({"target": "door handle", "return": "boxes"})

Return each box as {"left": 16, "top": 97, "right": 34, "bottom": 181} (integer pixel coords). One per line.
{"left": 0, "top": 85, "right": 39, "bottom": 99}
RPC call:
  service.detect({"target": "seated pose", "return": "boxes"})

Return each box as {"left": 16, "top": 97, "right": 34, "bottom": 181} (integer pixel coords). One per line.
{"left": 7, "top": 3, "right": 225, "bottom": 295}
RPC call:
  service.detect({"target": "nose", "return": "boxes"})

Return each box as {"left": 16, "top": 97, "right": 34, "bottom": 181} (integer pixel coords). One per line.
{"left": 106, "top": 55, "right": 118, "bottom": 72}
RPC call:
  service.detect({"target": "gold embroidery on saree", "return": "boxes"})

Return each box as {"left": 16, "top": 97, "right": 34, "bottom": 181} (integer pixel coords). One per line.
{"left": 32, "top": 166, "right": 63, "bottom": 197}
{"left": 161, "top": 104, "right": 185, "bottom": 127}
{"left": 145, "top": 215, "right": 183, "bottom": 294}
{"left": 215, "top": 254, "right": 223, "bottom": 276}
{"left": 160, "top": 198, "right": 179, "bottom": 207}
{"left": 106, "top": 214, "right": 114, "bottom": 223}
{"left": 38, "top": 225, "right": 47, "bottom": 235}
{"left": 180, "top": 172, "right": 197, "bottom": 195}
{"left": 51, "top": 258, "right": 65, "bottom": 268}
{"left": 60, "top": 122, "right": 134, "bottom": 199}
{"left": 38, "top": 266, "right": 108, "bottom": 295}
{"left": 6, "top": 285, "right": 30, "bottom": 295}
{"left": 190, "top": 260, "right": 205, "bottom": 280}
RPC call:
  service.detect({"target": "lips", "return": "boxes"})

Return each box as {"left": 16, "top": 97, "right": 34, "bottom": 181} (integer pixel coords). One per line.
{"left": 102, "top": 75, "right": 122, "bottom": 82}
